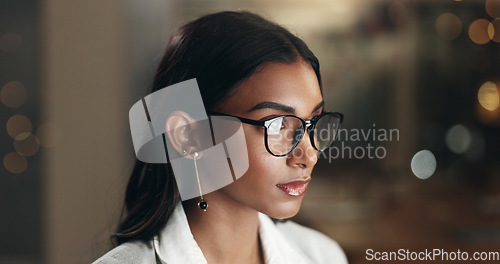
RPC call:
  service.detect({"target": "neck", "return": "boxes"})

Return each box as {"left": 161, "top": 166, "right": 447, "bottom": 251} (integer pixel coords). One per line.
{"left": 183, "top": 192, "right": 264, "bottom": 264}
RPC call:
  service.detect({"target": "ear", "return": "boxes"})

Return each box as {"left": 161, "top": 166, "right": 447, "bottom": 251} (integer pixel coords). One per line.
{"left": 165, "top": 110, "right": 200, "bottom": 156}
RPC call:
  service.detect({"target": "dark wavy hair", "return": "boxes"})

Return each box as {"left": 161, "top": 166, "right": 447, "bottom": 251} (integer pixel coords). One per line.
{"left": 113, "top": 10, "right": 322, "bottom": 245}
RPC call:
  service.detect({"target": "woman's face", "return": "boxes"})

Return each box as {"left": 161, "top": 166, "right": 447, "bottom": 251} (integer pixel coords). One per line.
{"left": 214, "top": 59, "right": 323, "bottom": 219}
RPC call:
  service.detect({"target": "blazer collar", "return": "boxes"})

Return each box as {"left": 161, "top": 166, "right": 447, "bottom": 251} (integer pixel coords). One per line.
{"left": 153, "top": 202, "right": 310, "bottom": 264}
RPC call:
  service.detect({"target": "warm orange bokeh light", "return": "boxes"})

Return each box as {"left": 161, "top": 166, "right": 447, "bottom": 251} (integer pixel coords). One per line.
{"left": 3, "top": 152, "right": 27, "bottom": 174}
{"left": 469, "top": 19, "right": 492, "bottom": 44}
{"left": 489, "top": 18, "right": 500, "bottom": 42}
{"left": 436, "top": 13, "right": 462, "bottom": 40}
{"left": 485, "top": 0, "right": 500, "bottom": 18}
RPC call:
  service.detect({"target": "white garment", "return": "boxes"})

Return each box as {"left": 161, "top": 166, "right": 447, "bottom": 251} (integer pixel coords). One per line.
{"left": 153, "top": 202, "right": 348, "bottom": 264}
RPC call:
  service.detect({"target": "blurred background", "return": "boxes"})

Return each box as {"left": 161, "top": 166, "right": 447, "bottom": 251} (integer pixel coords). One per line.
{"left": 1, "top": 0, "right": 499, "bottom": 263}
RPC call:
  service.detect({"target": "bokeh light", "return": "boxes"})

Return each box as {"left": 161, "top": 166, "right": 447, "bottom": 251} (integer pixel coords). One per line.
{"left": 436, "top": 13, "right": 462, "bottom": 40}
{"left": 445, "top": 124, "right": 471, "bottom": 154}
{"left": 6, "top": 114, "right": 32, "bottom": 139}
{"left": 14, "top": 132, "right": 40, "bottom": 157}
{"left": 36, "top": 122, "right": 61, "bottom": 147}
{"left": 0, "top": 81, "right": 27, "bottom": 108}
{"left": 0, "top": 33, "right": 22, "bottom": 53}
{"left": 388, "top": 0, "right": 409, "bottom": 26}
{"left": 485, "top": 0, "right": 500, "bottom": 18}
{"left": 411, "top": 150, "right": 437, "bottom": 180}
{"left": 465, "top": 131, "right": 486, "bottom": 161}
{"left": 476, "top": 100, "right": 500, "bottom": 124}
{"left": 3, "top": 152, "right": 28, "bottom": 174}
{"left": 489, "top": 18, "right": 500, "bottom": 42}
{"left": 478, "top": 81, "right": 499, "bottom": 111}
{"left": 469, "top": 18, "right": 493, "bottom": 44}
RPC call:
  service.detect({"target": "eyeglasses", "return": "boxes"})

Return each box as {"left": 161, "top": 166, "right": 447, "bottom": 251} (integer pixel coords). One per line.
{"left": 207, "top": 111, "right": 344, "bottom": 157}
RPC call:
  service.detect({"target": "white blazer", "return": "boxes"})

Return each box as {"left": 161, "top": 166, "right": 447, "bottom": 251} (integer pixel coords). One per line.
{"left": 93, "top": 202, "right": 348, "bottom": 264}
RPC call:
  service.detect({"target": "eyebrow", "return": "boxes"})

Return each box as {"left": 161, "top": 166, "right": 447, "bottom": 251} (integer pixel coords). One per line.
{"left": 312, "top": 101, "right": 324, "bottom": 113}
{"left": 248, "top": 100, "right": 324, "bottom": 114}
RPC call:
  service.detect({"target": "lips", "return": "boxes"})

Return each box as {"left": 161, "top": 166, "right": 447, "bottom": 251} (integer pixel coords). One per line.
{"left": 276, "top": 178, "right": 311, "bottom": 197}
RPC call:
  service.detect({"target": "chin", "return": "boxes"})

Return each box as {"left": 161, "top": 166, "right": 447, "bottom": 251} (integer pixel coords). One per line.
{"left": 264, "top": 199, "right": 303, "bottom": 220}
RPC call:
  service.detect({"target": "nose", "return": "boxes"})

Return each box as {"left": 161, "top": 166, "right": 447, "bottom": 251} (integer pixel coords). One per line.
{"left": 286, "top": 131, "right": 318, "bottom": 168}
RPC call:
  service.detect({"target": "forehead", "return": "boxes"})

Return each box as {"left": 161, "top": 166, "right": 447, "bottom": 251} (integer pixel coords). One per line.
{"left": 217, "top": 60, "right": 323, "bottom": 117}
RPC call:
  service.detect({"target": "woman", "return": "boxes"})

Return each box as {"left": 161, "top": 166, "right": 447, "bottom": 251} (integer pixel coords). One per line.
{"left": 94, "top": 11, "right": 347, "bottom": 264}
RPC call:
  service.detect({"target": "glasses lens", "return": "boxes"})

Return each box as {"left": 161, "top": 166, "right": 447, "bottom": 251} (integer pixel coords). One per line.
{"left": 314, "top": 113, "right": 340, "bottom": 151}
{"left": 266, "top": 116, "right": 304, "bottom": 156}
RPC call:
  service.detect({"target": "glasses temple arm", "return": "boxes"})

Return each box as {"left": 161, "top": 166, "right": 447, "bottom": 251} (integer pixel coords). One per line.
{"left": 207, "top": 111, "right": 265, "bottom": 127}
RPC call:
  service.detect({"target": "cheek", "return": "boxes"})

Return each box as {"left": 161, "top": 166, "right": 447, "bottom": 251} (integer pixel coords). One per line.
{"left": 221, "top": 126, "right": 304, "bottom": 218}
{"left": 243, "top": 126, "right": 282, "bottom": 176}
{"left": 233, "top": 126, "right": 284, "bottom": 190}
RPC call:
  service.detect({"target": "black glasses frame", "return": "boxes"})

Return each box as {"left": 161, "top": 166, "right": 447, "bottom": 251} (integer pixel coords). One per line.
{"left": 207, "top": 111, "right": 344, "bottom": 157}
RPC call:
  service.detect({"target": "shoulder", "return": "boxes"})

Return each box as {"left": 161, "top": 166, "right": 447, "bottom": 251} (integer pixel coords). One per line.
{"left": 92, "top": 240, "right": 156, "bottom": 264}
{"left": 275, "top": 220, "right": 348, "bottom": 264}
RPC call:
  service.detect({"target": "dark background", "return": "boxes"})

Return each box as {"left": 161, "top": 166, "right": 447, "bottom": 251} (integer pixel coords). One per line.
{"left": 1, "top": 0, "right": 499, "bottom": 263}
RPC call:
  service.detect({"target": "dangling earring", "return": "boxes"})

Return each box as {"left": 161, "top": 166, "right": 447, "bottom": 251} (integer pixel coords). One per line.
{"left": 192, "top": 152, "right": 207, "bottom": 211}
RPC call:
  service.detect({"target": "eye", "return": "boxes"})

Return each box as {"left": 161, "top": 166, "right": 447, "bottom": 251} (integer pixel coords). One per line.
{"left": 310, "top": 109, "right": 323, "bottom": 120}
{"left": 280, "top": 117, "right": 288, "bottom": 129}
{"left": 311, "top": 113, "right": 322, "bottom": 122}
